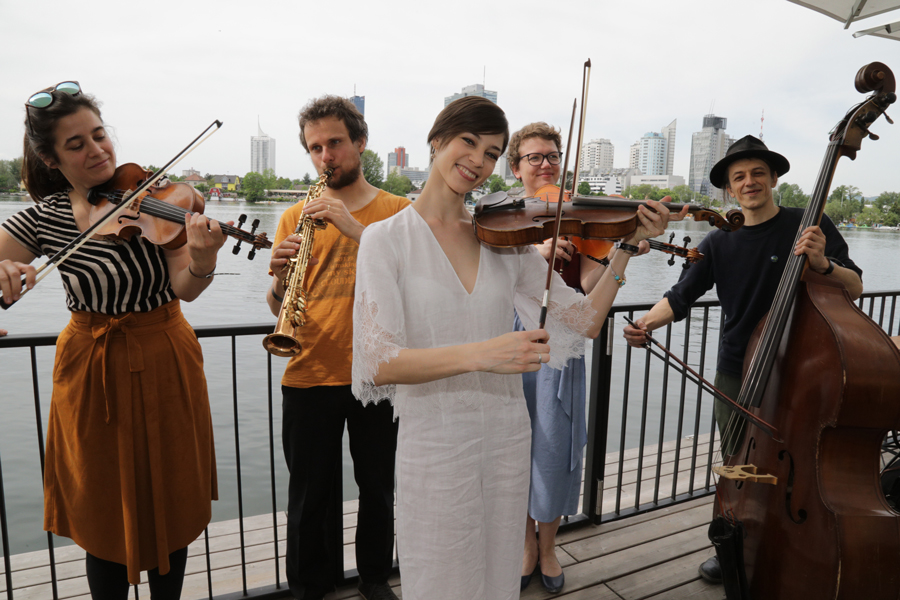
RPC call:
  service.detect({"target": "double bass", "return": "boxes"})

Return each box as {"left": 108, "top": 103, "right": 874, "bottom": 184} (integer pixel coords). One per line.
{"left": 711, "top": 62, "right": 900, "bottom": 599}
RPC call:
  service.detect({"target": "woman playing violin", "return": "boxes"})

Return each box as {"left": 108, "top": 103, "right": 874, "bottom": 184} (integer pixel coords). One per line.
{"left": 508, "top": 122, "right": 653, "bottom": 593}
{"left": 0, "top": 82, "right": 224, "bottom": 598}
{"left": 351, "top": 97, "right": 680, "bottom": 600}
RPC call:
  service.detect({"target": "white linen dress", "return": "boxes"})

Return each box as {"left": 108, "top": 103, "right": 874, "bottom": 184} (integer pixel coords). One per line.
{"left": 352, "top": 208, "right": 593, "bottom": 600}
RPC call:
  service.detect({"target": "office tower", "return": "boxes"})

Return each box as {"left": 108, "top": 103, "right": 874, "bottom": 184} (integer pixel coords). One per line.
{"left": 444, "top": 84, "right": 498, "bottom": 106}
{"left": 251, "top": 121, "right": 276, "bottom": 175}
{"left": 689, "top": 115, "right": 734, "bottom": 199}
{"left": 388, "top": 147, "right": 409, "bottom": 174}
{"left": 661, "top": 119, "right": 676, "bottom": 176}
{"left": 578, "top": 139, "right": 614, "bottom": 173}
{"left": 351, "top": 95, "right": 365, "bottom": 116}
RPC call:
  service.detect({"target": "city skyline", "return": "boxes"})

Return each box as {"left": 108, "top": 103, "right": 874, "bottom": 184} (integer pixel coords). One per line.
{"left": 2, "top": 0, "right": 898, "bottom": 197}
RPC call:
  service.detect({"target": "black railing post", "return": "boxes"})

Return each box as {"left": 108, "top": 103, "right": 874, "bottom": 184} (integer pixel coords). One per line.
{"left": 584, "top": 317, "right": 613, "bottom": 524}
{"left": 1, "top": 449, "right": 13, "bottom": 600}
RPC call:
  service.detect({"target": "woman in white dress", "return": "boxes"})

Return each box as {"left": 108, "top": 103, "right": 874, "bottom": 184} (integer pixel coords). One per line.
{"left": 351, "top": 96, "right": 682, "bottom": 600}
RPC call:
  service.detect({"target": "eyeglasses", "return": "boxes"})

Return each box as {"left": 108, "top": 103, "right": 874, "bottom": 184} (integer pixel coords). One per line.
{"left": 27, "top": 81, "right": 81, "bottom": 108}
{"left": 519, "top": 151, "right": 562, "bottom": 166}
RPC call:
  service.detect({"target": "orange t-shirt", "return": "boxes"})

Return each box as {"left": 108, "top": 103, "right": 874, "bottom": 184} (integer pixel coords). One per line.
{"left": 273, "top": 190, "right": 410, "bottom": 388}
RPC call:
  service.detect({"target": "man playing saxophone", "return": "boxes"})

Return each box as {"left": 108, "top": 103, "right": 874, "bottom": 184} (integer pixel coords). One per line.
{"left": 267, "top": 95, "right": 409, "bottom": 600}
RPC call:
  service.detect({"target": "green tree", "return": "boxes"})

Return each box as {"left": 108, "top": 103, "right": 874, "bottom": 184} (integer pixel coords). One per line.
{"left": 828, "top": 185, "right": 863, "bottom": 216}
{"left": 195, "top": 183, "right": 209, "bottom": 194}
{"left": 361, "top": 150, "right": 384, "bottom": 187}
{"left": 242, "top": 172, "right": 266, "bottom": 202}
{"left": 302, "top": 173, "right": 312, "bottom": 185}
{"left": 275, "top": 177, "right": 292, "bottom": 190}
{"left": 486, "top": 174, "right": 509, "bottom": 194}
{"left": 381, "top": 172, "right": 414, "bottom": 197}
{"left": 510, "top": 180, "right": 524, "bottom": 188}
{"left": 577, "top": 182, "right": 592, "bottom": 196}
{"left": 775, "top": 182, "right": 810, "bottom": 208}
{"left": 0, "top": 158, "right": 23, "bottom": 191}
{"left": 669, "top": 185, "right": 694, "bottom": 203}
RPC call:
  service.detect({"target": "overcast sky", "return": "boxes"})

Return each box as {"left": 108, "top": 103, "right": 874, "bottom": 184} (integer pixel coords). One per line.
{"left": 1, "top": 0, "right": 898, "bottom": 197}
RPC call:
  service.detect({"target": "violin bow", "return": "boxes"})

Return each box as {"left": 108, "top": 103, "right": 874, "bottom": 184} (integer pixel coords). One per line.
{"left": 539, "top": 59, "right": 591, "bottom": 329}
{"left": 622, "top": 315, "right": 782, "bottom": 442}
{"left": 0, "top": 120, "right": 222, "bottom": 309}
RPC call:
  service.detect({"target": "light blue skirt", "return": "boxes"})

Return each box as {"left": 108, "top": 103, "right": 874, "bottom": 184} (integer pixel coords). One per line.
{"left": 515, "top": 315, "right": 587, "bottom": 523}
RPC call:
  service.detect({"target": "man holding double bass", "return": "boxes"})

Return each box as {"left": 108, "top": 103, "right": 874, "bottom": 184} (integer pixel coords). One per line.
{"left": 623, "top": 135, "right": 863, "bottom": 584}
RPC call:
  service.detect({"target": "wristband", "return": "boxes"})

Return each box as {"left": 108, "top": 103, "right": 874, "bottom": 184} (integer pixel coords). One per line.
{"left": 615, "top": 241, "right": 640, "bottom": 256}
{"left": 271, "top": 287, "right": 284, "bottom": 303}
{"left": 188, "top": 263, "right": 216, "bottom": 279}
{"left": 822, "top": 259, "right": 834, "bottom": 276}
{"left": 583, "top": 254, "right": 610, "bottom": 266}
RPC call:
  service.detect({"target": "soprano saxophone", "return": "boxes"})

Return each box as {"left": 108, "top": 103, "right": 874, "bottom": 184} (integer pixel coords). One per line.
{"left": 263, "top": 169, "right": 332, "bottom": 356}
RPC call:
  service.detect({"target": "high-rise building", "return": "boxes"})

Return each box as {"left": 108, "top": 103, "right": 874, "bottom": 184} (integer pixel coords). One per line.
{"left": 388, "top": 147, "right": 409, "bottom": 174}
{"left": 629, "top": 119, "right": 677, "bottom": 177}
{"left": 689, "top": 114, "right": 734, "bottom": 200}
{"left": 444, "top": 84, "right": 498, "bottom": 106}
{"left": 578, "top": 138, "right": 614, "bottom": 173}
{"left": 629, "top": 142, "right": 641, "bottom": 172}
{"left": 637, "top": 132, "right": 668, "bottom": 177}
{"left": 661, "top": 119, "right": 677, "bottom": 176}
{"left": 251, "top": 121, "right": 276, "bottom": 175}
{"left": 350, "top": 95, "right": 365, "bottom": 116}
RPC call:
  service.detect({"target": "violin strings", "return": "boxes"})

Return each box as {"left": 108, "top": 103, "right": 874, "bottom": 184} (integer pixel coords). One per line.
{"left": 101, "top": 190, "right": 255, "bottom": 242}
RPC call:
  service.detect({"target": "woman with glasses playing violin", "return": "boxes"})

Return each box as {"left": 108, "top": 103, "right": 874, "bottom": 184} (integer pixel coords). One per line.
{"left": 0, "top": 82, "right": 224, "bottom": 598}
{"left": 507, "top": 122, "right": 650, "bottom": 593}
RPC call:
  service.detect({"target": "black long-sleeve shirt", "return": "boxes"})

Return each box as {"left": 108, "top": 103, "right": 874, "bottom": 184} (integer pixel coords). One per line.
{"left": 664, "top": 207, "right": 862, "bottom": 377}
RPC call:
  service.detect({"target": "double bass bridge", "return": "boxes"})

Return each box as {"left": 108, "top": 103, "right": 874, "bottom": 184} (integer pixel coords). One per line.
{"left": 713, "top": 464, "right": 778, "bottom": 485}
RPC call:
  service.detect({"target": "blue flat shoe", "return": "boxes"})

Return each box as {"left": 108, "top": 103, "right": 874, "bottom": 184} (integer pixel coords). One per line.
{"left": 541, "top": 569, "right": 565, "bottom": 594}
{"left": 521, "top": 562, "right": 539, "bottom": 591}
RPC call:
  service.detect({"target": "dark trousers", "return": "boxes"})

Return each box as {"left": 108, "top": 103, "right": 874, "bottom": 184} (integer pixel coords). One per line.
{"left": 713, "top": 371, "right": 744, "bottom": 456}
{"left": 85, "top": 547, "right": 188, "bottom": 600}
{"left": 282, "top": 385, "right": 397, "bottom": 600}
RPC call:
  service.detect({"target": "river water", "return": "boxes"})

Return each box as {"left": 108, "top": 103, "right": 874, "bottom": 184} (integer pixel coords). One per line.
{"left": 1, "top": 196, "right": 899, "bottom": 554}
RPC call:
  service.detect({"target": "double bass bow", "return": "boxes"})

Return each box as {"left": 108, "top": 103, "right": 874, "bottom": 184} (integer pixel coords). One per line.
{"left": 707, "top": 62, "right": 900, "bottom": 600}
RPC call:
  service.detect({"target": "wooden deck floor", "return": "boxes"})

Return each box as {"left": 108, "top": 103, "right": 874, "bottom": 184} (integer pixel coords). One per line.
{"left": 1, "top": 435, "right": 726, "bottom": 600}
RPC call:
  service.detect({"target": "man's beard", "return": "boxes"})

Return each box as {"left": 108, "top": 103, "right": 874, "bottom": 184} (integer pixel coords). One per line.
{"left": 327, "top": 155, "right": 362, "bottom": 190}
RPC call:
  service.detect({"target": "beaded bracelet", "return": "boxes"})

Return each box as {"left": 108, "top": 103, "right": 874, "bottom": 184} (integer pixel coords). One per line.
{"left": 609, "top": 264, "right": 626, "bottom": 287}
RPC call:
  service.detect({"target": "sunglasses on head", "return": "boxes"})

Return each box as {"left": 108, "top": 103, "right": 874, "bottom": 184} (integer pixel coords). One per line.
{"left": 25, "top": 81, "right": 82, "bottom": 137}
{"left": 27, "top": 81, "right": 81, "bottom": 108}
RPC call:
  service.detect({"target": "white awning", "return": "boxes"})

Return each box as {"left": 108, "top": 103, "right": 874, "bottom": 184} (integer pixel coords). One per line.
{"left": 852, "top": 18, "right": 900, "bottom": 39}
{"left": 787, "top": 0, "right": 900, "bottom": 27}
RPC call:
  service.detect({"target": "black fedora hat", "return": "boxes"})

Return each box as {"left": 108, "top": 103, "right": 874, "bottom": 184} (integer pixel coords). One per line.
{"left": 709, "top": 135, "right": 790, "bottom": 189}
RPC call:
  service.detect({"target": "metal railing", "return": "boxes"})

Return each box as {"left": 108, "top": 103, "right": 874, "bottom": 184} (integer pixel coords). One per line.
{"left": 1, "top": 291, "right": 899, "bottom": 599}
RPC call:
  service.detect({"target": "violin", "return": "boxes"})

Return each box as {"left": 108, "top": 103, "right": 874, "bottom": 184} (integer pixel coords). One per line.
{"left": 88, "top": 163, "right": 272, "bottom": 258}
{"left": 473, "top": 186, "right": 720, "bottom": 273}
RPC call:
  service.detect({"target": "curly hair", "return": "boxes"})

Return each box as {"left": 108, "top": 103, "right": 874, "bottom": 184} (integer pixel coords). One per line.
{"left": 297, "top": 95, "right": 368, "bottom": 152}
{"left": 506, "top": 122, "right": 561, "bottom": 173}
{"left": 427, "top": 96, "right": 508, "bottom": 162}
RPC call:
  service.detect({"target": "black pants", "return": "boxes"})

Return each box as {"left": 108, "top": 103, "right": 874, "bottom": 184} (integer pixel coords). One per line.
{"left": 713, "top": 371, "right": 744, "bottom": 456}
{"left": 282, "top": 385, "right": 397, "bottom": 600}
{"left": 85, "top": 547, "right": 188, "bottom": 600}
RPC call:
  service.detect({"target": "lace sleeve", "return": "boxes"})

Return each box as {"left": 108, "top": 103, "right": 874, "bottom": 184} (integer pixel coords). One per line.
{"left": 514, "top": 246, "right": 595, "bottom": 370}
{"left": 351, "top": 224, "right": 408, "bottom": 406}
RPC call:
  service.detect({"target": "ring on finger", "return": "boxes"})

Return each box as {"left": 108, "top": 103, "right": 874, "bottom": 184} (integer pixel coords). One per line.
{"left": 536, "top": 352, "right": 542, "bottom": 364}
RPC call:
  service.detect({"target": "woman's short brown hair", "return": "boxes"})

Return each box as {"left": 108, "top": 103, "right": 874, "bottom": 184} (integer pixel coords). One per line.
{"left": 507, "top": 122, "right": 561, "bottom": 173}
{"left": 427, "top": 96, "right": 508, "bottom": 162}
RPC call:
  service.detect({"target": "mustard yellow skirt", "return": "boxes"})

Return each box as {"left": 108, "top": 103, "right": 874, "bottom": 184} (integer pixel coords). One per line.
{"left": 43, "top": 300, "right": 217, "bottom": 584}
